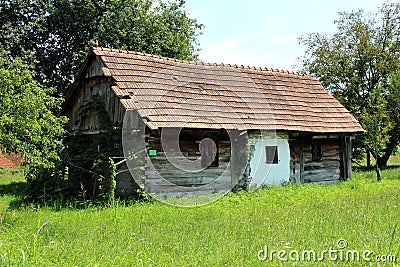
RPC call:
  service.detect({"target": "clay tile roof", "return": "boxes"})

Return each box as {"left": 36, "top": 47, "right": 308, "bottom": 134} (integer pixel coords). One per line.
{"left": 90, "top": 46, "right": 363, "bottom": 133}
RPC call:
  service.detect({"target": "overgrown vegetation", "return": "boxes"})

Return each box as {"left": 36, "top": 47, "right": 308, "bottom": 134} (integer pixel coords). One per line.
{"left": 60, "top": 96, "right": 122, "bottom": 201}
{"left": 0, "top": 56, "right": 67, "bottom": 168}
{"left": 0, "top": 155, "right": 399, "bottom": 266}
{"left": 58, "top": 134, "right": 121, "bottom": 202}
{"left": 0, "top": 55, "right": 68, "bottom": 202}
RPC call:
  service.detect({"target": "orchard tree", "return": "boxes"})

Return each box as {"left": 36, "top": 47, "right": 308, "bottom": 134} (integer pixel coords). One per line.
{"left": 298, "top": 2, "right": 400, "bottom": 178}
{"left": 359, "top": 87, "right": 393, "bottom": 180}
{"left": 0, "top": 55, "right": 67, "bottom": 169}
{"left": 96, "top": 0, "right": 201, "bottom": 59}
{"left": 387, "top": 71, "right": 400, "bottom": 148}
{"left": 37, "top": 0, "right": 107, "bottom": 95}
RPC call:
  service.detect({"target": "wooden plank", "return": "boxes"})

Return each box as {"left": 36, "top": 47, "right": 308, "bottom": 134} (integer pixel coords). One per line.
{"left": 304, "top": 174, "right": 340, "bottom": 183}
{"left": 299, "top": 143, "right": 304, "bottom": 183}
{"left": 146, "top": 182, "right": 232, "bottom": 194}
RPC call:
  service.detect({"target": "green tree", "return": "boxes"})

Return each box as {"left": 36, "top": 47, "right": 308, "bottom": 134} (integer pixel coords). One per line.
{"left": 0, "top": 55, "right": 68, "bottom": 168}
{"left": 38, "top": 0, "right": 106, "bottom": 95}
{"left": 96, "top": 0, "right": 201, "bottom": 60}
{"left": 298, "top": 2, "right": 400, "bottom": 174}
{"left": 0, "top": 0, "right": 203, "bottom": 96}
{"left": 359, "top": 87, "right": 393, "bottom": 180}
{"left": 0, "top": 0, "right": 48, "bottom": 68}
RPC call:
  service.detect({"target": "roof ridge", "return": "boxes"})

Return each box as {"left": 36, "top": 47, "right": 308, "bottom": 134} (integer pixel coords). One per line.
{"left": 91, "top": 46, "right": 309, "bottom": 77}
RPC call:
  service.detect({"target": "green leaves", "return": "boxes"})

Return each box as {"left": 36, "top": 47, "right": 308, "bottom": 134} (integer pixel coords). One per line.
{"left": 359, "top": 86, "right": 393, "bottom": 157}
{"left": 95, "top": 0, "right": 202, "bottom": 60}
{"left": 0, "top": 55, "right": 68, "bottom": 169}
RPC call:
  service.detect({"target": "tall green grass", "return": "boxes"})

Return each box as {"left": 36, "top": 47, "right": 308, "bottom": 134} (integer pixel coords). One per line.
{"left": 0, "top": 159, "right": 399, "bottom": 266}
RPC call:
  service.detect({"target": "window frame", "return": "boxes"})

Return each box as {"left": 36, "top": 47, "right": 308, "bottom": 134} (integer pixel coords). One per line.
{"left": 265, "top": 145, "right": 278, "bottom": 164}
{"left": 312, "top": 144, "right": 322, "bottom": 161}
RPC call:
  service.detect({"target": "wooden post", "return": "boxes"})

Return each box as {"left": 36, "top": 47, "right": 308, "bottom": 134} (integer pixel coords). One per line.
{"left": 122, "top": 110, "right": 146, "bottom": 191}
{"left": 340, "top": 136, "right": 352, "bottom": 180}
{"left": 345, "top": 136, "right": 352, "bottom": 179}
{"left": 299, "top": 142, "right": 304, "bottom": 184}
{"left": 229, "top": 130, "right": 248, "bottom": 188}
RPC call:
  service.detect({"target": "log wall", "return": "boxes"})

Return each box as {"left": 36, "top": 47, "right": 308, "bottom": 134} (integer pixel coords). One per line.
{"left": 302, "top": 143, "right": 340, "bottom": 183}
{"left": 289, "top": 137, "right": 342, "bottom": 184}
{"left": 144, "top": 130, "right": 234, "bottom": 197}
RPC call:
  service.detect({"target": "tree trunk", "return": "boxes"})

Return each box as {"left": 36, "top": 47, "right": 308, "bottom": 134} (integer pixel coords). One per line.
{"left": 375, "top": 163, "right": 382, "bottom": 181}
{"left": 366, "top": 149, "right": 371, "bottom": 168}
{"left": 378, "top": 136, "right": 399, "bottom": 167}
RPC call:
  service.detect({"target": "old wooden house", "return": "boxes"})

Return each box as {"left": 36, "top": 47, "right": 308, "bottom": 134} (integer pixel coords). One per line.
{"left": 63, "top": 47, "right": 363, "bottom": 197}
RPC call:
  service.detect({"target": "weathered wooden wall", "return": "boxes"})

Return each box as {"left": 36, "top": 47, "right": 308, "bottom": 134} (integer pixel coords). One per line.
{"left": 67, "top": 57, "right": 125, "bottom": 134}
{"left": 114, "top": 160, "right": 139, "bottom": 197}
{"left": 66, "top": 56, "right": 137, "bottom": 197}
{"left": 289, "top": 136, "right": 343, "bottom": 184}
{"left": 302, "top": 142, "right": 341, "bottom": 183}
{"left": 144, "top": 129, "right": 234, "bottom": 197}
{"left": 143, "top": 131, "right": 351, "bottom": 196}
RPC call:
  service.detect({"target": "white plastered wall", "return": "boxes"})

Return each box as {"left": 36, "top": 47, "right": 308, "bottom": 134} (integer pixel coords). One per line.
{"left": 248, "top": 132, "right": 290, "bottom": 187}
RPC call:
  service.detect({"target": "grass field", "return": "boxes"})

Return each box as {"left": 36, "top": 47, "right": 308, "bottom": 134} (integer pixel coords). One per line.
{"left": 0, "top": 157, "right": 399, "bottom": 266}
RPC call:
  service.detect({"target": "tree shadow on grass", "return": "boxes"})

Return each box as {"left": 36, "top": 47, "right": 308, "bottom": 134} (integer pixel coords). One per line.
{"left": 0, "top": 181, "right": 27, "bottom": 197}
{"left": 1, "top": 181, "right": 143, "bottom": 211}
{"left": 0, "top": 181, "right": 28, "bottom": 209}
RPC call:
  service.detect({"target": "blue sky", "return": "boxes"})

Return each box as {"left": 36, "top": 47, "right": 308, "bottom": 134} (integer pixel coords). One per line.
{"left": 185, "top": 0, "right": 389, "bottom": 71}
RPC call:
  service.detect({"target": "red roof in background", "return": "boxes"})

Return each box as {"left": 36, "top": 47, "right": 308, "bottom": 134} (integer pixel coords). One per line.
{"left": 0, "top": 153, "right": 17, "bottom": 168}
